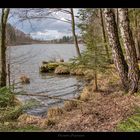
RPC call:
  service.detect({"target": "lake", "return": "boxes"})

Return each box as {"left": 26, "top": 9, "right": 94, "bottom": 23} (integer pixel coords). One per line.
{"left": 7, "top": 44, "right": 85, "bottom": 116}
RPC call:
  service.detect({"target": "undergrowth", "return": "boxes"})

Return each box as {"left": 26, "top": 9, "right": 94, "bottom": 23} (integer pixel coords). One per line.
{"left": 116, "top": 107, "right": 140, "bottom": 132}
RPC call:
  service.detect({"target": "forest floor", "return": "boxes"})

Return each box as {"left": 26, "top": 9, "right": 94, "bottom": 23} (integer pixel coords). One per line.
{"left": 43, "top": 66, "right": 140, "bottom": 132}
{"left": 1, "top": 65, "right": 140, "bottom": 132}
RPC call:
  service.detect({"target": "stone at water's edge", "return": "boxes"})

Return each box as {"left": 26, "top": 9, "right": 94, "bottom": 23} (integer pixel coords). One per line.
{"left": 39, "top": 61, "right": 70, "bottom": 74}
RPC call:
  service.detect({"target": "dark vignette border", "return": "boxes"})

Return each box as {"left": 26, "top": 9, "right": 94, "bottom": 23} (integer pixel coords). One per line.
{"left": 1, "top": 0, "right": 140, "bottom": 8}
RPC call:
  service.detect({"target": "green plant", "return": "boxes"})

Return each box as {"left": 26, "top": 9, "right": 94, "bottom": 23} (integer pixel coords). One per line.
{"left": 0, "top": 86, "right": 15, "bottom": 107}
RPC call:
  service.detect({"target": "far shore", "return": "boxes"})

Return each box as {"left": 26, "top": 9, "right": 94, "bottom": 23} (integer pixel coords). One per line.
{"left": 8, "top": 42, "right": 85, "bottom": 47}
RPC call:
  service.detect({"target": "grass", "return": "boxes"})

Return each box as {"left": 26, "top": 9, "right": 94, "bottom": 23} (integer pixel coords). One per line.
{"left": 0, "top": 122, "right": 43, "bottom": 132}
{"left": 116, "top": 107, "right": 140, "bottom": 132}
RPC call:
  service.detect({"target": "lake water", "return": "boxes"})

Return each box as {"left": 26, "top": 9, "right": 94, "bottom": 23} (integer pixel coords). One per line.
{"left": 7, "top": 44, "right": 85, "bottom": 116}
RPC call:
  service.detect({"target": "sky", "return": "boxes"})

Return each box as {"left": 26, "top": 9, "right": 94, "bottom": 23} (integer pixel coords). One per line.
{"left": 8, "top": 8, "right": 80, "bottom": 40}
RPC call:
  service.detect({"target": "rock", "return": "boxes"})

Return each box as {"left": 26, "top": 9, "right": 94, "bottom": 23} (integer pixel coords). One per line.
{"left": 47, "top": 63, "right": 59, "bottom": 71}
{"left": 40, "top": 63, "right": 59, "bottom": 73}
{"left": 54, "top": 65, "right": 70, "bottom": 74}
{"left": 42, "top": 61, "right": 48, "bottom": 64}
{"left": 20, "top": 75, "right": 30, "bottom": 84}
{"left": 39, "top": 64, "right": 49, "bottom": 73}
{"left": 60, "top": 59, "right": 64, "bottom": 62}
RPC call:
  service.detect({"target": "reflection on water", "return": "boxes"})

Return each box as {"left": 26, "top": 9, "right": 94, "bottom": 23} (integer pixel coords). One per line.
{"left": 8, "top": 44, "right": 85, "bottom": 116}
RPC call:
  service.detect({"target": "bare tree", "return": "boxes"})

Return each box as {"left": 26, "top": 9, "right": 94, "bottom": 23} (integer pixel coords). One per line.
{"left": 11, "top": 8, "right": 81, "bottom": 57}
{"left": 70, "top": 8, "right": 81, "bottom": 57}
{"left": 0, "top": 8, "right": 10, "bottom": 87}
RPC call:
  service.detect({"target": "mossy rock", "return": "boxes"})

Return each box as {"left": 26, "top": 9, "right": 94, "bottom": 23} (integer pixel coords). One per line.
{"left": 39, "top": 64, "right": 49, "bottom": 73}
{"left": 40, "top": 63, "right": 60, "bottom": 73}
{"left": 47, "top": 63, "right": 59, "bottom": 71}
{"left": 42, "top": 61, "right": 48, "bottom": 64}
{"left": 54, "top": 65, "right": 70, "bottom": 74}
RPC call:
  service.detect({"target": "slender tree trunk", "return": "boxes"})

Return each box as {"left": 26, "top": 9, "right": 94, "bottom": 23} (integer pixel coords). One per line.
{"left": 99, "top": 8, "right": 110, "bottom": 61}
{"left": 133, "top": 8, "right": 140, "bottom": 60}
{"left": 0, "top": 8, "right": 10, "bottom": 87}
{"left": 94, "top": 71, "right": 98, "bottom": 91}
{"left": 103, "top": 8, "right": 129, "bottom": 91}
{"left": 70, "top": 8, "right": 81, "bottom": 57}
{"left": 118, "top": 8, "right": 139, "bottom": 94}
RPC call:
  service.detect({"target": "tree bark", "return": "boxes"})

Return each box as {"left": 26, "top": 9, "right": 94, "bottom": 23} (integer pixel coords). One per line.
{"left": 133, "top": 8, "right": 140, "bottom": 60}
{"left": 0, "top": 8, "right": 10, "bottom": 87}
{"left": 70, "top": 8, "right": 81, "bottom": 57}
{"left": 103, "top": 8, "right": 129, "bottom": 91}
{"left": 118, "top": 8, "right": 139, "bottom": 94}
{"left": 99, "top": 8, "right": 110, "bottom": 61}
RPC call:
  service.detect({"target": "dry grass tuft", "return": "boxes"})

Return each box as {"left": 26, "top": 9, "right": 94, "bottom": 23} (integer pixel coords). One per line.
{"left": 80, "top": 86, "right": 92, "bottom": 101}
{"left": 54, "top": 65, "right": 70, "bottom": 74}
{"left": 47, "top": 107, "right": 63, "bottom": 118}
{"left": 63, "top": 100, "right": 78, "bottom": 111}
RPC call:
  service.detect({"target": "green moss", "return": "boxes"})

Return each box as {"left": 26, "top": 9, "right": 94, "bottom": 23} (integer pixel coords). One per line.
{"left": 47, "top": 63, "right": 59, "bottom": 71}
{"left": 116, "top": 112, "right": 140, "bottom": 132}
{"left": 0, "top": 122, "right": 42, "bottom": 132}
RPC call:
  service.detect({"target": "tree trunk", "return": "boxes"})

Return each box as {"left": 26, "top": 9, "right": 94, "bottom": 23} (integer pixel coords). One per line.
{"left": 116, "top": 8, "right": 119, "bottom": 28}
{"left": 99, "top": 8, "right": 110, "bottom": 62}
{"left": 70, "top": 8, "right": 81, "bottom": 57}
{"left": 133, "top": 8, "right": 140, "bottom": 60}
{"left": 103, "top": 8, "right": 129, "bottom": 91}
{"left": 0, "top": 8, "right": 10, "bottom": 87}
{"left": 118, "top": 8, "right": 139, "bottom": 94}
{"left": 94, "top": 71, "right": 98, "bottom": 91}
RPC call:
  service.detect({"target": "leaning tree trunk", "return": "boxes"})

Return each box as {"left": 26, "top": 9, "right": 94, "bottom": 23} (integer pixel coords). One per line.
{"left": 70, "top": 8, "right": 81, "bottom": 57}
{"left": 0, "top": 8, "right": 10, "bottom": 87}
{"left": 103, "top": 8, "right": 129, "bottom": 91}
{"left": 99, "top": 8, "right": 110, "bottom": 61}
{"left": 118, "top": 8, "right": 139, "bottom": 94}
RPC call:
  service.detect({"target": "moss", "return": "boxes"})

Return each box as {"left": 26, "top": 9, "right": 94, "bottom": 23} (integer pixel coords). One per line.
{"left": 0, "top": 121, "right": 42, "bottom": 132}
{"left": 47, "top": 63, "right": 59, "bottom": 71}
{"left": 116, "top": 111, "right": 140, "bottom": 132}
